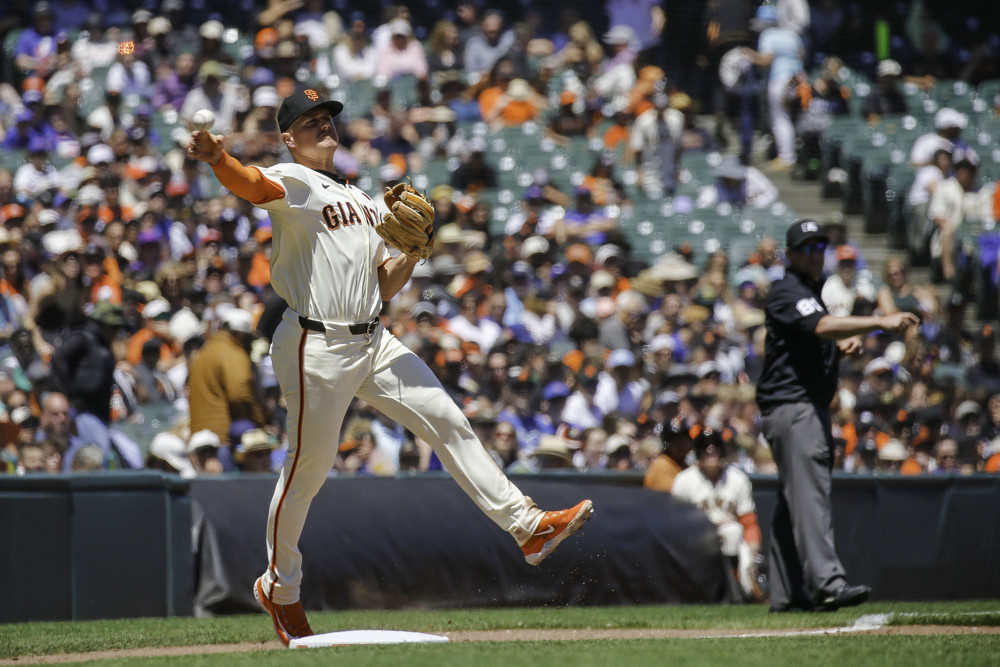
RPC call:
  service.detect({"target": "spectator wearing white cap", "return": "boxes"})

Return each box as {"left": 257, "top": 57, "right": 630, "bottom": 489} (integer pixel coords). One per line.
{"left": 126, "top": 298, "right": 179, "bottom": 367}
{"left": 927, "top": 147, "right": 985, "bottom": 281}
{"left": 187, "top": 307, "right": 264, "bottom": 446}
{"left": 374, "top": 17, "right": 428, "bottom": 82}
{"left": 909, "top": 107, "right": 967, "bottom": 168}
{"left": 863, "top": 59, "right": 907, "bottom": 124}
{"left": 146, "top": 431, "right": 196, "bottom": 478}
{"left": 593, "top": 25, "right": 638, "bottom": 115}
{"left": 242, "top": 86, "right": 282, "bottom": 136}
{"left": 594, "top": 349, "right": 650, "bottom": 419}
{"left": 187, "top": 428, "right": 224, "bottom": 476}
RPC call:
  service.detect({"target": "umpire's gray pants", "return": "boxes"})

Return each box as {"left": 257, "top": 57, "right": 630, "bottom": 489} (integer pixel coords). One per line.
{"left": 761, "top": 402, "right": 847, "bottom": 609}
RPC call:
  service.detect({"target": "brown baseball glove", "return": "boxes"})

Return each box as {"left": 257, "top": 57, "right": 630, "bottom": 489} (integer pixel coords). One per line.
{"left": 376, "top": 182, "right": 435, "bottom": 260}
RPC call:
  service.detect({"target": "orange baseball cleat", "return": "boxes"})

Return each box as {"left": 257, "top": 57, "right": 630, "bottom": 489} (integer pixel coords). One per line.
{"left": 254, "top": 576, "right": 314, "bottom": 646}
{"left": 521, "top": 499, "right": 594, "bottom": 566}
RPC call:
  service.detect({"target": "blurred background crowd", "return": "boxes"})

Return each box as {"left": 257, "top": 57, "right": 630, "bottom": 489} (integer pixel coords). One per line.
{"left": 1, "top": 0, "right": 999, "bottom": 484}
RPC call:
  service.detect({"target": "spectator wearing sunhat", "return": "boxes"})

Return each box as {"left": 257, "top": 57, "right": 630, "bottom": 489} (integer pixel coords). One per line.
{"left": 234, "top": 428, "right": 279, "bottom": 473}
{"left": 507, "top": 434, "right": 576, "bottom": 474}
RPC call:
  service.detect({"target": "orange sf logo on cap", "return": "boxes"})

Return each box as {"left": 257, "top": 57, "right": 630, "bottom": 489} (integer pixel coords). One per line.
{"left": 304, "top": 89, "right": 319, "bottom": 101}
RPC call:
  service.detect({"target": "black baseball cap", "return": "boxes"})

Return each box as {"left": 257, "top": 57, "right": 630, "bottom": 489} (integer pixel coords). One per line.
{"left": 276, "top": 88, "right": 344, "bottom": 133}
{"left": 786, "top": 219, "right": 829, "bottom": 249}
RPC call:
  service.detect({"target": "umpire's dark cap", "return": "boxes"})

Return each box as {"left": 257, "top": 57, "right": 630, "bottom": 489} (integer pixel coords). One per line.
{"left": 277, "top": 88, "right": 344, "bottom": 133}
{"left": 786, "top": 219, "right": 829, "bottom": 249}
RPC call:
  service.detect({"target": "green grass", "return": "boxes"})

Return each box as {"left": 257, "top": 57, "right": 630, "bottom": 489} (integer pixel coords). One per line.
{"left": 3, "top": 601, "right": 1000, "bottom": 665}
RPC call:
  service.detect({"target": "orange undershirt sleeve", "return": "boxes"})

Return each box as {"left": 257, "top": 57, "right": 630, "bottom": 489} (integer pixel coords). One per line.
{"left": 211, "top": 151, "right": 285, "bottom": 205}
{"left": 739, "top": 513, "right": 762, "bottom": 548}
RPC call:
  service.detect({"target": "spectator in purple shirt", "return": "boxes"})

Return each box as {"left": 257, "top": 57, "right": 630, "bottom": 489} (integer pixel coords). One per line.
{"left": 152, "top": 52, "right": 199, "bottom": 112}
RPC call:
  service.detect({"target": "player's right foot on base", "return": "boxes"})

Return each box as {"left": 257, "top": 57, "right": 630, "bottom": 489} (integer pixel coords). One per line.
{"left": 254, "top": 576, "right": 314, "bottom": 647}
{"left": 521, "top": 499, "right": 594, "bottom": 566}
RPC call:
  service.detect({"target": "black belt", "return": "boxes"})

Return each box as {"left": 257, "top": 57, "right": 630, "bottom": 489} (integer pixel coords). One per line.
{"left": 298, "top": 315, "right": 379, "bottom": 336}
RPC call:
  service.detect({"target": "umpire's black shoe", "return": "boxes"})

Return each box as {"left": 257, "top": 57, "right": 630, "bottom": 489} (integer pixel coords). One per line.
{"left": 814, "top": 583, "right": 872, "bottom": 612}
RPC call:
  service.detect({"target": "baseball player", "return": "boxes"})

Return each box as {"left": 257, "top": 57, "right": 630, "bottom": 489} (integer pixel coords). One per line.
{"left": 671, "top": 427, "right": 763, "bottom": 601}
{"left": 187, "top": 89, "right": 593, "bottom": 647}
{"left": 757, "top": 220, "right": 919, "bottom": 612}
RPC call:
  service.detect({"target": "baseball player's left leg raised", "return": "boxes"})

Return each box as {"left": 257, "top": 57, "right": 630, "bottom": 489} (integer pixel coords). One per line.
{"left": 358, "top": 330, "right": 593, "bottom": 563}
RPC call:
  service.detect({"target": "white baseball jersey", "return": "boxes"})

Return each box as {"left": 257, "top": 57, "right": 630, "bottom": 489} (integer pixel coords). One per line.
{"left": 224, "top": 158, "right": 547, "bottom": 606}
{"left": 255, "top": 163, "right": 391, "bottom": 324}
{"left": 671, "top": 464, "right": 756, "bottom": 527}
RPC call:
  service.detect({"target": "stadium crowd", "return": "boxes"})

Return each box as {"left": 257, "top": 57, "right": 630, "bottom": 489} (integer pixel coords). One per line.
{"left": 1, "top": 0, "right": 1000, "bottom": 484}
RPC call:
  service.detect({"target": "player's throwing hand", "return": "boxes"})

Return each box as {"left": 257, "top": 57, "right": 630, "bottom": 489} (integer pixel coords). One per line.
{"left": 188, "top": 130, "right": 224, "bottom": 166}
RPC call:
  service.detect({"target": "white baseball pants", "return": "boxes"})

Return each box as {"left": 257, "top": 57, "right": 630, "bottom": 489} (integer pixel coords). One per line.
{"left": 767, "top": 75, "right": 796, "bottom": 166}
{"left": 261, "top": 311, "right": 543, "bottom": 604}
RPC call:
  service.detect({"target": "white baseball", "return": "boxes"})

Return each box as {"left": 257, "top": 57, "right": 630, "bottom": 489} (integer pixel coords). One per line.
{"left": 192, "top": 109, "right": 215, "bottom": 131}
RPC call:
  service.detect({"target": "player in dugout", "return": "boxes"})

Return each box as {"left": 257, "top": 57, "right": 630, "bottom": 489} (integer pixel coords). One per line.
{"left": 186, "top": 89, "right": 593, "bottom": 647}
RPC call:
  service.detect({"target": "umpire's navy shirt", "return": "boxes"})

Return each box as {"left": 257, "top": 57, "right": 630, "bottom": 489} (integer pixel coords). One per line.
{"left": 756, "top": 267, "right": 839, "bottom": 412}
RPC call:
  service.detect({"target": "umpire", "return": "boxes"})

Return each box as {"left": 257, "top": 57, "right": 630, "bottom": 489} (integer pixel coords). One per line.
{"left": 757, "top": 220, "right": 919, "bottom": 612}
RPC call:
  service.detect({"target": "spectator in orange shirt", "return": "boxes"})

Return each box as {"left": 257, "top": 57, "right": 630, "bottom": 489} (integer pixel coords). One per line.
{"left": 82, "top": 242, "right": 121, "bottom": 305}
{"left": 125, "top": 297, "right": 180, "bottom": 367}
{"left": 246, "top": 226, "right": 272, "bottom": 291}
{"left": 478, "top": 59, "right": 545, "bottom": 129}
{"left": 602, "top": 111, "right": 631, "bottom": 152}
{"left": 643, "top": 416, "right": 693, "bottom": 492}
{"left": 985, "top": 440, "right": 1000, "bottom": 473}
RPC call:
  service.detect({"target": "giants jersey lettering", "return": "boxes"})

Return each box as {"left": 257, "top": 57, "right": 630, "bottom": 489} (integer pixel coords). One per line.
{"left": 255, "top": 163, "right": 391, "bottom": 324}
